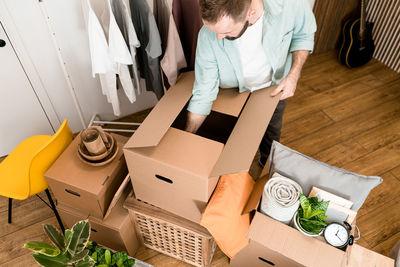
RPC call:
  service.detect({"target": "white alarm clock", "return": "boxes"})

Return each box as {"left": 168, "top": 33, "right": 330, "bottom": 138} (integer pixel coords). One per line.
{"left": 323, "top": 221, "right": 354, "bottom": 249}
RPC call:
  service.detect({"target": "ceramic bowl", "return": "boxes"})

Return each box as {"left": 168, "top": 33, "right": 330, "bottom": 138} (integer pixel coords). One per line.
{"left": 77, "top": 138, "right": 119, "bottom": 167}
{"left": 78, "top": 132, "right": 114, "bottom": 161}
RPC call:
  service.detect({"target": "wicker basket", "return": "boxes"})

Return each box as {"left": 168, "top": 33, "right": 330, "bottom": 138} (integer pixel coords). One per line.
{"left": 124, "top": 195, "right": 216, "bottom": 267}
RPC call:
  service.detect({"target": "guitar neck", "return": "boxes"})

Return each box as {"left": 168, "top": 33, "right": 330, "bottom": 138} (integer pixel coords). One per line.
{"left": 360, "top": 0, "right": 366, "bottom": 36}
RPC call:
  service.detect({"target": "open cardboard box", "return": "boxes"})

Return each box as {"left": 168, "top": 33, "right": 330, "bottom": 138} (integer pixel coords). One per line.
{"left": 46, "top": 133, "right": 129, "bottom": 218}
{"left": 230, "top": 176, "right": 395, "bottom": 267}
{"left": 57, "top": 175, "right": 140, "bottom": 256}
{"left": 124, "top": 71, "right": 280, "bottom": 223}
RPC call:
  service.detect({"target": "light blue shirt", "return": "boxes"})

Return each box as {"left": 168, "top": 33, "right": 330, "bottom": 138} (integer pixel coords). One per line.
{"left": 187, "top": 0, "right": 317, "bottom": 115}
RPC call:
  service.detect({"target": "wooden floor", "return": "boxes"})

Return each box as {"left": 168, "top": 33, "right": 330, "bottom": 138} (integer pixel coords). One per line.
{"left": 1, "top": 51, "right": 400, "bottom": 266}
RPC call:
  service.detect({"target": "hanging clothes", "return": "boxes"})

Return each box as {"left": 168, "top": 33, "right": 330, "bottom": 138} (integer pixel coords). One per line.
{"left": 111, "top": 0, "right": 142, "bottom": 95}
{"left": 130, "top": 0, "right": 164, "bottom": 100}
{"left": 172, "top": 0, "right": 203, "bottom": 70}
{"left": 154, "top": 0, "right": 187, "bottom": 86}
{"left": 82, "top": 0, "right": 136, "bottom": 116}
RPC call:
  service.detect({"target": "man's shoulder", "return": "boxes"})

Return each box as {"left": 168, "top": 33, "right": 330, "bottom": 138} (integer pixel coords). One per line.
{"left": 198, "top": 25, "right": 217, "bottom": 41}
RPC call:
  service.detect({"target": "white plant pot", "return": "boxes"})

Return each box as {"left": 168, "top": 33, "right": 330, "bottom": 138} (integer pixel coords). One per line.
{"left": 293, "top": 213, "right": 323, "bottom": 237}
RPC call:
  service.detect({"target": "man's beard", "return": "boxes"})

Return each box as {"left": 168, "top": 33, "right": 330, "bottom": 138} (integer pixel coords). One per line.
{"left": 226, "top": 21, "right": 249, "bottom": 40}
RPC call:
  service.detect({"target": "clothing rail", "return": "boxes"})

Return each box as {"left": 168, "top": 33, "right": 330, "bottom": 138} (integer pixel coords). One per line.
{"left": 88, "top": 114, "right": 140, "bottom": 133}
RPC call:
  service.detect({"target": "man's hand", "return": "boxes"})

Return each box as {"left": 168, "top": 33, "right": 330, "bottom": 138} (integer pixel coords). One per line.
{"left": 271, "top": 50, "right": 310, "bottom": 100}
{"left": 185, "top": 111, "right": 207, "bottom": 133}
{"left": 270, "top": 73, "right": 299, "bottom": 100}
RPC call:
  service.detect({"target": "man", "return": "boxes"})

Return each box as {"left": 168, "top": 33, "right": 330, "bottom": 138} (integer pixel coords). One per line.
{"left": 185, "top": 0, "right": 316, "bottom": 167}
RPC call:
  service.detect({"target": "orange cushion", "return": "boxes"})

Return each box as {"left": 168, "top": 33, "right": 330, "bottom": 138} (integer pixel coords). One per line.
{"left": 200, "top": 172, "right": 255, "bottom": 259}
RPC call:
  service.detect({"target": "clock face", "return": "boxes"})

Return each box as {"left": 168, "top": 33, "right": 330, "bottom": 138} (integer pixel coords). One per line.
{"left": 324, "top": 223, "right": 349, "bottom": 247}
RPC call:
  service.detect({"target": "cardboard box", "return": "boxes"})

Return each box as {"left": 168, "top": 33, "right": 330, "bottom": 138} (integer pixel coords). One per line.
{"left": 124, "top": 71, "right": 280, "bottom": 223}
{"left": 57, "top": 176, "right": 140, "bottom": 256}
{"left": 46, "top": 133, "right": 129, "bottom": 218}
{"left": 230, "top": 177, "right": 395, "bottom": 267}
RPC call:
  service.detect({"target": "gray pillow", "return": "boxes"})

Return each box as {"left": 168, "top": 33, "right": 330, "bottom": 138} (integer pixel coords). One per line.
{"left": 268, "top": 141, "right": 382, "bottom": 211}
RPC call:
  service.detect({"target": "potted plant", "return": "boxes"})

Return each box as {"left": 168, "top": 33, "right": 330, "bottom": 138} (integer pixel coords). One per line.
{"left": 293, "top": 194, "right": 330, "bottom": 237}
{"left": 86, "top": 241, "right": 136, "bottom": 267}
{"left": 24, "top": 220, "right": 138, "bottom": 267}
{"left": 24, "top": 220, "right": 95, "bottom": 266}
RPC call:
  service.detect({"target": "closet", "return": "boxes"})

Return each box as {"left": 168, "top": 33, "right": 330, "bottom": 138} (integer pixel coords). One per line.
{"left": 0, "top": 22, "right": 54, "bottom": 156}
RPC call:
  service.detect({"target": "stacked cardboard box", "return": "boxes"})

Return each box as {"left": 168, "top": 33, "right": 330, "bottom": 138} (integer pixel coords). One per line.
{"left": 45, "top": 134, "right": 140, "bottom": 256}
{"left": 122, "top": 71, "right": 280, "bottom": 266}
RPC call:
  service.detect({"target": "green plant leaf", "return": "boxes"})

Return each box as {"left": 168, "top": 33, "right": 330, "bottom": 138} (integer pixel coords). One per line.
{"left": 127, "top": 258, "right": 135, "bottom": 267}
{"left": 32, "top": 253, "right": 69, "bottom": 267}
{"left": 64, "top": 229, "right": 73, "bottom": 252}
{"left": 74, "top": 255, "right": 96, "bottom": 267}
{"left": 68, "top": 220, "right": 91, "bottom": 257}
{"left": 96, "top": 246, "right": 106, "bottom": 263}
{"left": 67, "top": 249, "right": 89, "bottom": 263}
{"left": 308, "top": 210, "right": 325, "bottom": 219}
{"left": 299, "top": 194, "right": 309, "bottom": 210}
{"left": 312, "top": 200, "right": 330, "bottom": 213}
{"left": 90, "top": 251, "right": 97, "bottom": 262}
{"left": 299, "top": 194, "right": 312, "bottom": 218}
{"left": 300, "top": 218, "right": 328, "bottom": 234}
{"left": 97, "top": 265, "right": 109, "bottom": 267}
{"left": 43, "top": 224, "right": 65, "bottom": 251}
{"left": 24, "top": 242, "right": 61, "bottom": 257}
{"left": 98, "top": 252, "right": 106, "bottom": 264}
{"left": 308, "top": 197, "right": 319, "bottom": 205}
{"left": 105, "top": 249, "right": 111, "bottom": 265}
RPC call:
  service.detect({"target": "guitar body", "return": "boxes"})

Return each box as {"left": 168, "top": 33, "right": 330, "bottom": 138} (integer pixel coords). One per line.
{"left": 338, "top": 18, "right": 375, "bottom": 68}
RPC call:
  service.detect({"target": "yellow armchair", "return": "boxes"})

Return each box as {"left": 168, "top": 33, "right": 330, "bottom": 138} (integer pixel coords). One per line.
{"left": 0, "top": 120, "right": 73, "bottom": 232}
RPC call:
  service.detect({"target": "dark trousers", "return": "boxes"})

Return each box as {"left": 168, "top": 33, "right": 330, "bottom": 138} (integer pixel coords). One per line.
{"left": 259, "top": 99, "right": 287, "bottom": 158}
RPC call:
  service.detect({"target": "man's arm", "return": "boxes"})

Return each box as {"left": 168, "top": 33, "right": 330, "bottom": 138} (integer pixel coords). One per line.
{"left": 271, "top": 0, "right": 316, "bottom": 99}
{"left": 185, "top": 27, "right": 220, "bottom": 133}
{"left": 185, "top": 112, "right": 207, "bottom": 133}
{"left": 271, "top": 50, "right": 309, "bottom": 99}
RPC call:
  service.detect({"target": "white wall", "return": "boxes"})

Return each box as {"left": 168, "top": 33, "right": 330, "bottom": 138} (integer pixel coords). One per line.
{"left": 0, "top": 0, "right": 158, "bottom": 133}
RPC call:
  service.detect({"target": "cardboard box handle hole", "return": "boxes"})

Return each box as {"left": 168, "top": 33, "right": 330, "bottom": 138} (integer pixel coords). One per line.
{"left": 155, "top": 174, "right": 173, "bottom": 184}
{"left": 65, "top": 189, "right": 80, "bottom": 197}
{"left": 258, "top": 257, "right": 275, "bottom": 266}
{"left": 91, "top": 228, "right": 97, "bottom": 232}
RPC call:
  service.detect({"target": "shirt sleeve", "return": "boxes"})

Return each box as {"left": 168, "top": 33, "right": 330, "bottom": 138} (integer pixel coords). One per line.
{"left": 289, "top": 0, "right": 317, "bottom": 53}
{"left": 187, "top": 26, "right": 220, "bottom": 116}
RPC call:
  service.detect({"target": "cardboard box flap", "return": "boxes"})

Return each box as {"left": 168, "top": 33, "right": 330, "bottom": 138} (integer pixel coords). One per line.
{"left": 247, "top": 212, "right": 345, "bottom": 267}
{"left": 125, "top": 72, "right": 194, "bottom": 149}
{"left": 93, "top": 184, "right": 132, "bottom": 228}
{"left": 211, "top": 88, "right": 250, "bottom": 117}
{"left": 210, "top": 86, "right": 280, "bottom": 177}
{"left": 242, "top": 176, "right": 269, "bottom": 215}
{"left": 103, "top": 174, "right": 131, "bottom": 220}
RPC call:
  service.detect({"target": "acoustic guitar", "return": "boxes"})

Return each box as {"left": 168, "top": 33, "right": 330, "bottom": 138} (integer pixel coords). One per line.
{"left": 338, "top": 0, "right": 375, "bottom": 68}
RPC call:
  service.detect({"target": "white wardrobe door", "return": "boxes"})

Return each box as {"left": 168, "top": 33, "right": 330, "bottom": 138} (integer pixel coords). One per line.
{"left": 0, "top": 22, "right": 54, "bottom": 157}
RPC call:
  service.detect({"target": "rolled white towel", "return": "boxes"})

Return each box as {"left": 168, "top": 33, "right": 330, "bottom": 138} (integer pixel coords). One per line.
{"left": 260, "top": 172, "right": 303, "bottom": 225}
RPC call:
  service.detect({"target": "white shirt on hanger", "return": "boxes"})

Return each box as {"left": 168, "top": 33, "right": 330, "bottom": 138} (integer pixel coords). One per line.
{"left": 82, "top": 0, "right": 136, "bottom": 116}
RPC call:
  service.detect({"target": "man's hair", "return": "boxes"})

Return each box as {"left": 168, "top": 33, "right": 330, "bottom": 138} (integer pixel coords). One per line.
{"left": 199, "top": 0, "right": 252, "bottom": 23}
